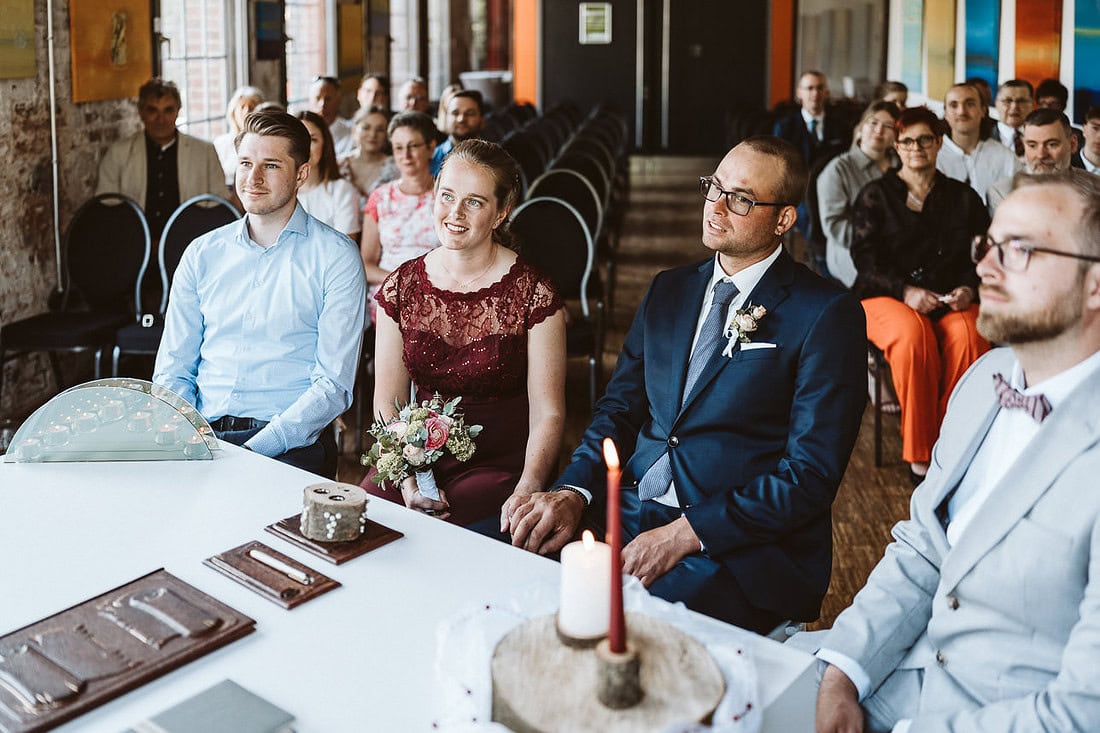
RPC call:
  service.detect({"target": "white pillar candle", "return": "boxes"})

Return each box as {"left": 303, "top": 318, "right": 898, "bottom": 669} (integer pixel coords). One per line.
{"left": 558, "top": 530, "right": 612, "bottom": 639}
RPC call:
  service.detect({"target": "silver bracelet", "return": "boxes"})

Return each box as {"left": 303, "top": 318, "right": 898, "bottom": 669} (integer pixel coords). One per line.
{"left": 551, "top": 485, "right": 590, "bottom": 506}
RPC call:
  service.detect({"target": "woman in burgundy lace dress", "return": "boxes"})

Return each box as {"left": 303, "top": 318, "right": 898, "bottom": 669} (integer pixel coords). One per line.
{"left": 362, "top": 139, "right": 567, "bottom": 527}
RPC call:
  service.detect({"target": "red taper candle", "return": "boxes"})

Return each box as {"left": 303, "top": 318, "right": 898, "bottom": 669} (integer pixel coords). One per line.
{"left": 602, "top": 437, "right": 625, "bottom": 653}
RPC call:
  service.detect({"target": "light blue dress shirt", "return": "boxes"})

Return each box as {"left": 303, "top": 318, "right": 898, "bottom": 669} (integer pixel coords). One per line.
{"left": 153, "top": 203, "right": 366, "bottom": 457}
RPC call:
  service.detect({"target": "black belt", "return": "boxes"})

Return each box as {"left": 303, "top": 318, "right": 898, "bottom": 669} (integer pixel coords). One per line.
{"left": 209, "top": 415, "right": 269, "bottom": 432}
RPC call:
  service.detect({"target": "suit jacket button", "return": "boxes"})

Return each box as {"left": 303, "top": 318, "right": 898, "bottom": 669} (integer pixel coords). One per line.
{"left": 947, "top": 595, "right": 959, "bottom": 610}
{"left": 667, "top": 436, "right": 679, "bottom": 447}
{"left": 935, "top": 650, "right": 946, "bottom": 666}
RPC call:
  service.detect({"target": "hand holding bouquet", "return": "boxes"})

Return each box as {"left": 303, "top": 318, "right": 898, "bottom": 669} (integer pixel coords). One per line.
{"left": 361, "top": 393, "right": 482, "bottom": 500}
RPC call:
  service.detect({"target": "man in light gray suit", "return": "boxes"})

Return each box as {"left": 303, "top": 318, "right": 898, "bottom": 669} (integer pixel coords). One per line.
{"left": 814, "top": 168, "right": 1100, "bottom": 732}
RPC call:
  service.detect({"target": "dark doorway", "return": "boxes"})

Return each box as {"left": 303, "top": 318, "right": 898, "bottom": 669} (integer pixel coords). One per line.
{"left": 657, "top": 0, "right": 769, "bottom": 155}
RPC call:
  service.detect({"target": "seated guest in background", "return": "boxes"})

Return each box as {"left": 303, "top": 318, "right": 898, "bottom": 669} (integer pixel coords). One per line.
{"left": 819, "top": 101, "right": 900, "bottom": 287}
{"left": 357, "top": 74, "right": 390, "bottom": 114}
{"left": 852, "top": 106, "right": 990, "bottom": 485}
{"left": 339, "top": 105, "right": 391, "bottom": 199}
{"left": 360, "top": 112, "right": 440, "bottom": 322}
{"left": 936, "top": 83, "right": 1020, "bottom": 204}
{"left": 96, "top": 77, "right": 225, "bottom": 241}
{"left": 993, "top": 79, "right": 1034, "bottom": 157}
{"left": 435, "top": 81, "right": 464, "bottom": 139}
{"left": 873, "top": 80, "right": 908, "bottom": 110}
{"left": 814, "top": 170, "right": 1100, "bottom": 733}
{"left": 308, "top": 75, "right": 354, "bottom": 156}
{"left": 213, "top": 85, "right": 264, "bottom": 191}
{"left": 154, "top": 111, "right": 366, "bottom": 479}
{"left": 294, "top": 111, "right": 361, "bottom": 241}
{"left": 987, "top": 108, "right": 1079, "bottom": 213}
{"left": 1035, "top": 78, "right": 1087, "bottom": 163}
{"left": 363, "top": 140, "right": 566, "bottom": 527}
{"left": 397, "top": 77, "right": 430, "bottom": 114}
{"left": 1083, "top": 105, "right": 1100, "bottom": 175}
{"left": 503, "top": 137, "right": 868, "bottom": 634}
{"left": 431, "top": 90, "right": 485, "bottom": 175}
{"left": 964, "top": 76, "right": 997, "bottom": 142}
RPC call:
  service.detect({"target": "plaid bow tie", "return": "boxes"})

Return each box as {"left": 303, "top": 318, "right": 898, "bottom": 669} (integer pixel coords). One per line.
{"left": 993, "top": 372, "right": 1052, "bottom": 423}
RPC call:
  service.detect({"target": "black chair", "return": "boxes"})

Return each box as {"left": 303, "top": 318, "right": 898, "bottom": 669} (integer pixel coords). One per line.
{"left": 502, "top": 130, "right": 549, "bottom": 197}
{"left": 510, "top": 196, "right": 603, "bottom": 409}
{"left": 111, "top": 194, "right": 240, "bottom": 376}
{"left": 552, "top": 150, "right": 610, "bottom": 209}
{"left": 526, "top": 169, "right": 603, "bottom": 241}
{"left": 0, "top": 194, "right": 149, "bottom": 406}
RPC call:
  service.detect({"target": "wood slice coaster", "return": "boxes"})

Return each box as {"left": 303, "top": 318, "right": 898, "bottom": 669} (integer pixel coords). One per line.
{"left": 204, "top": 540, "right": 340, "bottom": 609}
{"left": 264, "top": 513, "right": 403, "bottom": 565}
{"left": 491, "top": 612, "right": 725, "bottom": 733}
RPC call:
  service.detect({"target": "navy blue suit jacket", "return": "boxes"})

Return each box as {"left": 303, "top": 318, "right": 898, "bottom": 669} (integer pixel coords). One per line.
{"left": 772, "top": 109, "right": 849, "bottom": 166}
{"left": 557, "top": 251, "right": 867, "bottom": 620}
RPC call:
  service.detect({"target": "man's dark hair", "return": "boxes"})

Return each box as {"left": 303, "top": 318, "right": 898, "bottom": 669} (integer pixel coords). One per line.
{"left": 998, "top": 79, "right": 1035, "bottom": 99}
{"left": 1023, "top": 108, "right": 1073, "bottom": 137}
{"left": 1086, "top": 105, "right": 1100, "bottom": 123}
{"left": 450, "top": 89, "right": 485, "bottom": 115}
{"left": 234, "top": 110, "right": 311, "bottom": 168}
{"left": 1035, "top": 78, "right": 1069, "bottom": 108}
{"left": 138, "top": 78, "right": 182, "bottom": 107}
{"left": 737, "top": 135, "right": 809, "bottom": 206}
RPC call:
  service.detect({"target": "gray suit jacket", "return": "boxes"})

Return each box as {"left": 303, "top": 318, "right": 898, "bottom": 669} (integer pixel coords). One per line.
{"left": 95, "top": 130, "right": 227, "bottom": 207}
{"left": 822, "top": 347, "right": 1100, "bottom": 731}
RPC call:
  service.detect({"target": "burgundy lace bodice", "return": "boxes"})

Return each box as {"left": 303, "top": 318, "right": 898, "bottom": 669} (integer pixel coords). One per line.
{"left": 376, "top": 255, "right": 563, "bottom": 401}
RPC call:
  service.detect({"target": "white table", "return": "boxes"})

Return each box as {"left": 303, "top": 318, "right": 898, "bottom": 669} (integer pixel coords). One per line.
{"left": 0, "top": 445, "right": 816, "bottom": 731}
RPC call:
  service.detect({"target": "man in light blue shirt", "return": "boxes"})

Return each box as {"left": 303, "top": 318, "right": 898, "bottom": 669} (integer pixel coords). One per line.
{"left": 154, "top": 111, "right": 366, "bottom": 478}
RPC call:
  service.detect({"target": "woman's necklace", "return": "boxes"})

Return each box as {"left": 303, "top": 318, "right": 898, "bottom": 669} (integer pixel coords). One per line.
{"left": 438, "top": 247, "right": 498, "bottom": 290}
{"left": 905, "top": 178, "right": 934, "bottom": 212}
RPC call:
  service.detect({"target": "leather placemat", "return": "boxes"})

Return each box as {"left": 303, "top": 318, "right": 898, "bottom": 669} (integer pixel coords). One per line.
{"left": 264, "top": 513, "right": 403, "bottom": 565}
{"left": 0, "top": 569, "right": 254, "bottom": 733}
{"left": 203, "top": 540, "right": 339, "bottom": 609}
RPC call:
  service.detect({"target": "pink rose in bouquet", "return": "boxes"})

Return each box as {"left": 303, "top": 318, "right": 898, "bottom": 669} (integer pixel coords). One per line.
{"left": 424, "top": 416, "right": 451, "bottom": 451}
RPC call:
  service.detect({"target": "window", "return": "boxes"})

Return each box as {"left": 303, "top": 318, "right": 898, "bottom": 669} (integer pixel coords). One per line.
{"left": 157, "top": 0, "right": 235, "bottom": 140}
{"left": 285, "top": 0, "right": 329, "bottom": 109}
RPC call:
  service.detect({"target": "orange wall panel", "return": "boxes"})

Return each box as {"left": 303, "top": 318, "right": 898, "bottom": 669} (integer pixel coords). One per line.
{"left": 513, "top": 0, "right": 538, "bottom": 106}
{"left": 770, "top": 0, "right": 795, "bottom": 107}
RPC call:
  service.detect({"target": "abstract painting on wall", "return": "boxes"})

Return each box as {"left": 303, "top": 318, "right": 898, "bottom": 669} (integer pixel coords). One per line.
{"left": 1015, "top": 0, "right": 1062, "bottom": 83}
{"left": 964, "top": 0, "right": 1000, "bottom": 87}
{"left": 0, "top": 0, "right": 35, "bottom": 78}
{"left": 924, "top": 0, "right": 955, "bottom": 101}
{"left": 1075, "top": 0, "right": 1100, "bottom": 122}
{"left": 69, "top": 0, "right": 153, "bottom": 103}
{"left": 899, "top": 0, "right": 924, "bottom": 91}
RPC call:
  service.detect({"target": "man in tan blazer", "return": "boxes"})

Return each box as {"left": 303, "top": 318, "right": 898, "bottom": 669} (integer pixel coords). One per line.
{"left": 95, "top": 77, "right": 225, "bottom": 239}
{"left": 814, "top": 169, "right": 1100, "bottom": 731}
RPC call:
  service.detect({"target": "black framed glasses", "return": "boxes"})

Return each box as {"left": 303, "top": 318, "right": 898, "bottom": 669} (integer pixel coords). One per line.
{"left": 896, "top": 134, "right": 937, "bottom": 150}
{"left": 699, "top": 177, "right": 787, "bottom": 217}
{"left": 971, "top": 234, "right": 1100, "bottom": 272}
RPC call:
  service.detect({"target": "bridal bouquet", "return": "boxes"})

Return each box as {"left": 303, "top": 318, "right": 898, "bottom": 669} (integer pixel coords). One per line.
{"left": 361, "top": 393, "right": 482, "bottom": 500}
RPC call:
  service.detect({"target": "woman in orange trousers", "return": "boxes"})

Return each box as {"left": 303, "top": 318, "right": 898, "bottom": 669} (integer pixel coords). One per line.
{"left": 851, "top": 107, "right": 990, "bottom": 483}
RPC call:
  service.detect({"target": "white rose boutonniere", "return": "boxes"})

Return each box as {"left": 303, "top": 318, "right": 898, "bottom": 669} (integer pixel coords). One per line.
{"left": 722, "top": 303, "right": 767, "bottom": 357}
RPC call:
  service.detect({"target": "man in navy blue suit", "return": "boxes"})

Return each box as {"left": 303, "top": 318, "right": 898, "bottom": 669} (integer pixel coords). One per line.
{"left": 502, "top": 136, "right": 868, "bottom": 633}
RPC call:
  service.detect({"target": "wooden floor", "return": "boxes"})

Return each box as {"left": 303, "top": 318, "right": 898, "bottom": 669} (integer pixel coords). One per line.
{"left": 337, "top": 155, "right": 914, "bottom": 628}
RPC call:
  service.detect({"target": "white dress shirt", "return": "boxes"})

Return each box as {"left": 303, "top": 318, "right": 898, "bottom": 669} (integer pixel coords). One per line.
{"left": 801, "top": 108, "right": 825, "bottom": 142}
{"left": 936, "top": 136, "right": 1021, "bottom": 203}
{"left": 996, "top": 121, "right": 1021, "bottom": 154}
{"left": 297, "top": 178, "right": 362, "bottom": 236}
{"left": 1082, "top": 150, "right": 1100, "bottom": 175}
{"left": 818, "top": 349, "right": 1100, "bottom": 731}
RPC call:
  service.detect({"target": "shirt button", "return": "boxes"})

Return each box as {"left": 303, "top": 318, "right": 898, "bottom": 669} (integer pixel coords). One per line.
{"left": 946, "top": 595, "right": 959, "bottom": 610}
{"left": 668, "top": 436, "right": 679, "bottom": 447}
{"left": 935, "top": 650, "right": 946, "bottom": 666}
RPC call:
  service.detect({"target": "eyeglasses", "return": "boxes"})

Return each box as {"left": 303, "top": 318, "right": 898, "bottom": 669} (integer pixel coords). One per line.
{"left": 896, "top": 135, "right": 937, "bottom": 150}
{"left": 699, "top": 177, "right": 787, "bottom": 217}
{"left": 971, "top": 234, "right": 1100, "bottom": 272}
{"left": 392, "top": 142, "right": 427, "bottom": 155}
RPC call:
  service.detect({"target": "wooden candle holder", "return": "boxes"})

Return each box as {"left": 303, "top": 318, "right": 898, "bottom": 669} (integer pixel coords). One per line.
{"left": 595, "top": 639, "right": 642, "bottom": 709}
{"left": 491, "top": 612, "right": 724, "bottom": 733}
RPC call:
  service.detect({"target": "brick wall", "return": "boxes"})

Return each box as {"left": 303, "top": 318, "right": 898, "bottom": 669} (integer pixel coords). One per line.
{"left": 0, "top": 0, "right": 140, "bottom": 418}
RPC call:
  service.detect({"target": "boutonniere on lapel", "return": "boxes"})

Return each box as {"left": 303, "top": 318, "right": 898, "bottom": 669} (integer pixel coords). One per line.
{"left": 722, "top": 304, "right": 767, "bottom": 357}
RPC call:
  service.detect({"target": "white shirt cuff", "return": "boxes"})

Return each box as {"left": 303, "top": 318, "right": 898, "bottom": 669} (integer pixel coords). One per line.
{"left": 554, "top": 484, "right": 593, "bottom": 505}
{"left": 816, "top": 648, "right": 873, "bottom": 701}
{"left": 893, "top": 720, "right": 912, "bottom": 732}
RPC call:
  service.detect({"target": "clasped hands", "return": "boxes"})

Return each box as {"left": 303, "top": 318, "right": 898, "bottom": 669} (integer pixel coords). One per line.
{"left": 902, "top": 284, "right": 975, "bottom": 315}
{"left": 500, "top": 491, "right": 702, "bottom": 587}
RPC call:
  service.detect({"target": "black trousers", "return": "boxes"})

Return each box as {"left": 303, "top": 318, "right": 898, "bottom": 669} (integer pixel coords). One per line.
{"left": 213, "top": 416, "right": 338, "bottom": 479}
